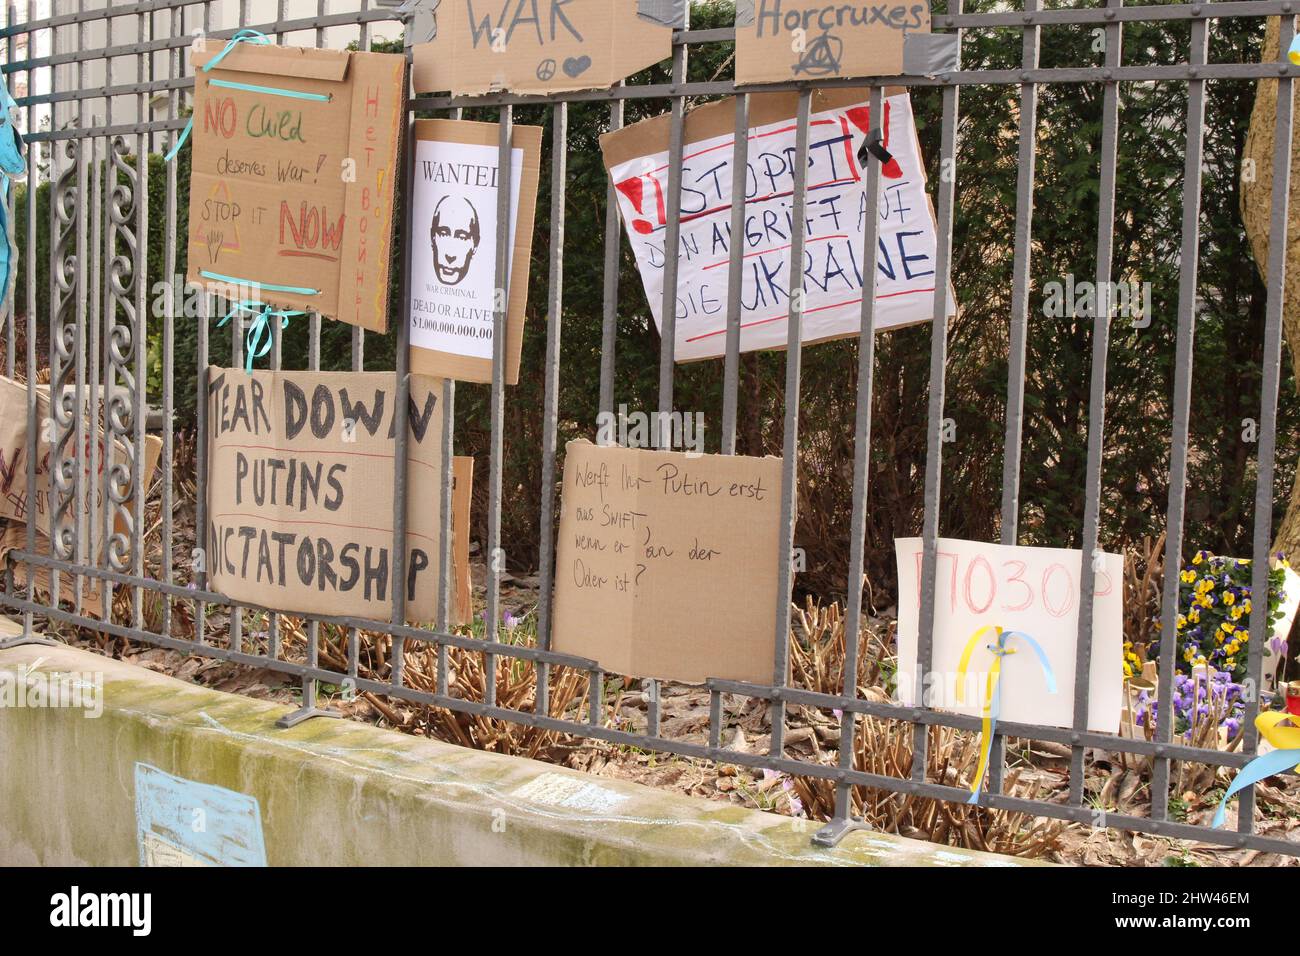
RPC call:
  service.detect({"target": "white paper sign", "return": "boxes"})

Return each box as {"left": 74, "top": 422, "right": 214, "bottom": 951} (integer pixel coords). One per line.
{"left": 409, "top": 139, "right": 524, "bottom": 362}
{"left": 895, "top": 537, "right": 1124, "bottom": 733}
{"left": 607, "top": 91, "right": 948, "bottom": 362}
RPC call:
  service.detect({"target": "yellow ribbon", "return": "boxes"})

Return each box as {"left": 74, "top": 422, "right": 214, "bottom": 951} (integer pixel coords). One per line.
{"left": 955, "top": 625, "right": 1056, "bottom": 804}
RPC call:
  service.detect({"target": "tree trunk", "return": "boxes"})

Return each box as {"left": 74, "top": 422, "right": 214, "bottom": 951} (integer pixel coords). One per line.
{"left": 1242, "top": 17, "right": 1300, "bottom": 560}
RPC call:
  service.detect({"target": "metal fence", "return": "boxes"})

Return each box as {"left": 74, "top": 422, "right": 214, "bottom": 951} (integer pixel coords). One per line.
{"left": 1, "top": 0, "right": 1297, "bottom": 858}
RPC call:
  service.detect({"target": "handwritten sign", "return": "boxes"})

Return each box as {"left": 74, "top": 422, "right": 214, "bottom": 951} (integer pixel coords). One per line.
{"left": 0, "top": 375, "right": 162, "bottom": 554}
{"left": 411, "top": 0, "right": 675, "bottom": 96}
{"left": 205, "top": 368, "right": 455, "bottom": 623}
{"left": 895, "top": 537, "right": 1124, "bottom": 732}
{"left": 408, "top": 119, "right": 542, "bottom": 385}
{"left": 735, "top": 1, "right": 931, "bottom": 85}
{"left": 551, "top": 440, "right": 783, "bottom": 684}
{"left": 601, "top": 89, "right": 950, "bottom": 363}
{"left": 186, "top": 43, "right": 405, "bottom": 333}
{"left": 0, "top": 523, "right": 107, "bottom": 618}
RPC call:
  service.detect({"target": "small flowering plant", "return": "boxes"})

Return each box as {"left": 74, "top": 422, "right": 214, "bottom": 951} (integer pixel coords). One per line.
{"left": 1133, "top": 671, "right": 1247, "bottom": 743}
{"left": 1172, "top": 552, "right": 1289, "bottom": 683}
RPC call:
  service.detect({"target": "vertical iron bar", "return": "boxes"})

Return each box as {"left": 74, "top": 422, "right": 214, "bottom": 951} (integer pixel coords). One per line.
{"left": 1068, "top": 0, "right": 1123, "bottom": 807}
{"left": 598, "top": 94, "right": 623, "bottom": 422}
{"left": 769, "top": 88, "right": 812, "bottom": 758}
{"left": 484, "top": 106, "right": 513, "bottom": 708}
{"left": 160, "top": 0, "right": 181, "bottom": 640}
{"left": 991, "top": 0, "right": 1042, "bottom": 796}
{"left": 827, "top": 84, "right": 885, "bottom": 828}
{"left": 913, "top": 9, "right": 963, "bottom": 784}
{"left": 646, "top": 13, "right": 689, "bottom": 735}
{"left": 70, "top": 1, "right": 87, "bottom": 616}
{"left": 1152, "top": 14, "right": 1210, "bottom": 825}
{"left": 436, "top": 105, "right": 462, "bottom": 698}
{"left": 389, "top": 35, "right": 417, "bottom": 686}
{"left": 1238, "top": 14, "right": 1296, "bottom": 836}
{"left": 20, "top": 16, "right": 35, "bottom": 638}
{"left": 536, "top": 101, "right": 567, "bottom": 717}
{"left": 720, "top": 93, "right": 748, "bottom": 456}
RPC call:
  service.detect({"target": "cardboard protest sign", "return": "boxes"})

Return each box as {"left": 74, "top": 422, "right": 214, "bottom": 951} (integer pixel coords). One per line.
{"left": 205, "top": 367, "right": 450, "bottom": 623}
{"left": 186, "top": 42, "right": 405, "bottom": 333}
{"left": 734, "top": 1, "right": 934, "bottom": 85}
{"left": 453, "top": 455, "right": 474, "bottom": 625}
{"left": 895, "top": 537, "right": 1124, "bottom": 733}
{"left": 408, "top": 119, "right": 542, "bottom": 385}
{"left": 0, "top": 375, "right": 163, "bottom": 554}
{"left": 551, "top": 440, "right": 783, "bottom": 684}
{"left": 411, "top": 0, "right": 676, "bottom": 96}
{"left": 601, "top": 88, "right": 952, "bottom": 363}
{"left": 0, "top": 523, "right": 107, "bottom": 619}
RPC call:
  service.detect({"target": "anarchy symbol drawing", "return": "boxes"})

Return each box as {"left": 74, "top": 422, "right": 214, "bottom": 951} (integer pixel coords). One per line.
{"left": 536, "top": 58, "right": 557, "bottom": 81}
{"left": 793, "top": 31, "right": 844, "bottom": 77}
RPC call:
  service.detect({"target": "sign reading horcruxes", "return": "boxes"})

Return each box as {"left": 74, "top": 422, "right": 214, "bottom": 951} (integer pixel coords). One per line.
{"left": 205, "top": 368, "right": 449, "bottom": 622}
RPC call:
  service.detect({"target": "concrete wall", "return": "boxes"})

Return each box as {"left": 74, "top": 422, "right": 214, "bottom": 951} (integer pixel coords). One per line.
{"left": 0, "top": 629, "right": 1044, "bottom": 867}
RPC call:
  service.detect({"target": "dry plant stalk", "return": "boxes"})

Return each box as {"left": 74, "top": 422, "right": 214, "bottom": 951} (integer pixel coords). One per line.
{"left": 791, "top": 722, "right": 1065, "bottom": 857}
{"left": 790, "top": 595, "right": 887, "bottom": 696}
{"left": 296, "top": 623, "right": 587, "bottom": 761}
{"left": 1125, "top": 533, "right": 1165, "bottom": 654}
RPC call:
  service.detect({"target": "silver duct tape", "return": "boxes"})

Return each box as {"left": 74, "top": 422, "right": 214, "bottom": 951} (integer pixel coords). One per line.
{"left": 637, "top": 0, "right": 688, "bottom": 28}
{"left": 902, "top": 33, "right": 960, "bottom": 76}
{"left": 734, "top": 0, "right": 755, "bottom": 28}
{"left": 397, "top": 0, "right": 439, "bottom": 45}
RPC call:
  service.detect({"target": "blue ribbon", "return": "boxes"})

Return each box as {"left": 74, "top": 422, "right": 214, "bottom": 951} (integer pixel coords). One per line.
{"left": 204, "top": 29, "right": 273, "bottom": 71}
{"left": 166, "top": 30, "right": 274, "bottom": 163}
{"left": 1211, "top": 749, "right": 1300, "bottom": 828}
{"left": 216, "top": 301, "right": 304, "bottom": 373}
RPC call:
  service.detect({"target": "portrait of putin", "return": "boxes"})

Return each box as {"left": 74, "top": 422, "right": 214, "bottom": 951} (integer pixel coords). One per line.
{"left": 430, "top": 195, "right": 481, "bottom": 286}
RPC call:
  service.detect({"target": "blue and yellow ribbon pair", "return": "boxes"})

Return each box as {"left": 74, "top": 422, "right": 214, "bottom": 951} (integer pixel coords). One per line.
{"left": 217, "top": 300, "right": 305, "bottom": 373}
{"left": 956, "top": 626, "right": 1057, "bottom": 804}
{"left": 1212, "top": 711, "right": 1300, "bottom": 828}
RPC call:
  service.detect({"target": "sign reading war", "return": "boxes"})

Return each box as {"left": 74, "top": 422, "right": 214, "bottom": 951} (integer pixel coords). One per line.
{"left": 601, "top": 89, "right": 953, "bottom": 363}
{"left": 205, "top": 368, "right": 448, "bottom": 623}
{"left": 186, "top": 43, "right": 405, "bottom": 333}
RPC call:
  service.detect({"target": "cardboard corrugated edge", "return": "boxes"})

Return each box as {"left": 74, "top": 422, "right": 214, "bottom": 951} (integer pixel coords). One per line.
{"left": 185, "top": 44, "right": 406, "bottom": 334}
{"left": 410, "top": 0, "right": 672, "bottom": 96}
{"left": 337, "top": 52, "right": 407, "bottom": 334}
{"left": 600, "top": 87, "right": 956, "bottom": 360}
{"left": 408, "top": 118, "right": 542, "bottom": 386}
{"left": 192, "top": 43, "right": 351, "bottom": 80}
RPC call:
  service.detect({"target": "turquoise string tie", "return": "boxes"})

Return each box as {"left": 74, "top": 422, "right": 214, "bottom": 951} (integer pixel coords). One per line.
{"left": 166, "top": 29, "right": 277, "bottom": 163}
{"left": 217, "top": 300, "right": 304, "bottom": 373}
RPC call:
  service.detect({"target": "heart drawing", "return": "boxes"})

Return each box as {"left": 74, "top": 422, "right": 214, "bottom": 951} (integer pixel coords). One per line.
{"left": 562, "top": 55, "right": 592, "bottom": 78}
